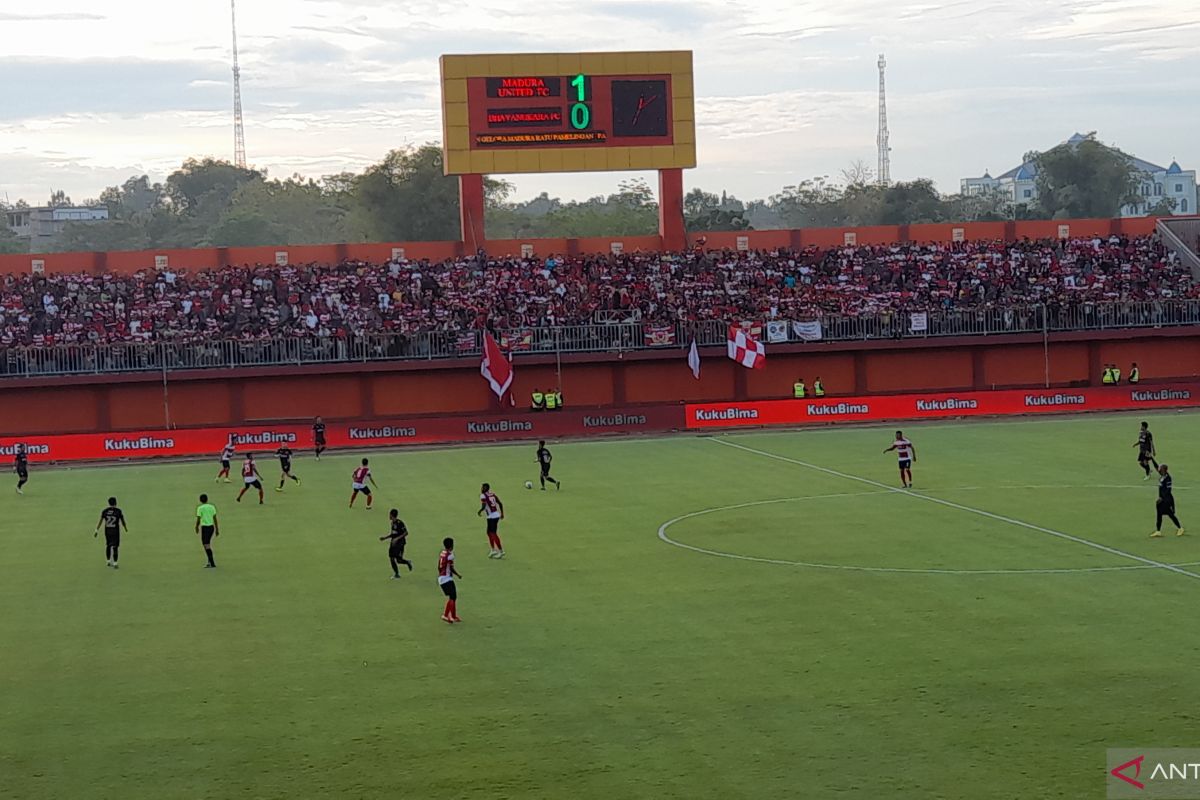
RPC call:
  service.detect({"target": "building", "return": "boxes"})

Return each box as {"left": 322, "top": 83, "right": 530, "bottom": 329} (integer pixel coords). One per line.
{"left": 961, "top": 133, "right": 1196, "bottom": 217}
{"left": 4, "top": 205, "right": 110, "bottom": 252}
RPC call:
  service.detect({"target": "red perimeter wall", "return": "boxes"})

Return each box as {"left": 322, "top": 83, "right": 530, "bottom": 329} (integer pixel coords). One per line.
{"left": 1, "top": 329, "right": 1196, "bottom": 437}
{"left": 0, "top": 217, "right": 1161, "bottom": 277}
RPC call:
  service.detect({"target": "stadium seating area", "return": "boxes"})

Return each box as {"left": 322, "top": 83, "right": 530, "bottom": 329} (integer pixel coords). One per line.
{"left": 0, "top": 235, "right": 1192, "bottom": 345}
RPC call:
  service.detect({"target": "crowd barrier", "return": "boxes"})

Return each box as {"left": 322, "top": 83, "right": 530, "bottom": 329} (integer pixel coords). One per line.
{"left": 0, "top": 406, "right": 683, "bottom": 464}
{"left": 4, "top": 384, "right": 1199, "bottom": 464}
{"left": 686, "top": 383, "right": 1200, "bottom": 429}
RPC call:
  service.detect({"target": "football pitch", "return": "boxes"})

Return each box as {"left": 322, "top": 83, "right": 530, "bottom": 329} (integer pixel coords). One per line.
{"left": 5, "top": 411, "right": 1200, "bottom": 799}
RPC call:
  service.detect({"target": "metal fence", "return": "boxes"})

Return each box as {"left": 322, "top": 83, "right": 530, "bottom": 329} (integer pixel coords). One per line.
{"left": 3, "top": 301, "right": 1199, "bottom": 379}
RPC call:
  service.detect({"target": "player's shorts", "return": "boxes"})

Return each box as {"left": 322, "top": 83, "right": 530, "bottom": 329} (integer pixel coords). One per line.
{"left": 221, "top": 459, "right": 230, "bottom": 469}
{"left": 486, "top": 516, "right": 500, "bottom": 533}
{"left": 244, "top": 479, "right": 262, "bottom": 489}
{"left": 540, "top": 463, "right": 552, "bottom": 476}
{"left": 104, "top": 530, "right": 120, "bottom": 547}
{"left": 440, "top": 580, "right": 457, "bottom": 599}
{"left": 1139, "top": 450, "right": 1153, "bottom": 462}
{"left": 352, "top": 483, "right": 371, "bottom": 494}
{"left": 200, "top": 525, "right": 216, "bottom": 545}
{"left": 280, "top": 461, "right": 292, "bottom": 473}
{"left": 17, "top": 469, "right": 28, "bottom": 479}
{"left": 1158, "top": 498, "right": 1176, "bottom": 514}
{"left": 389, "top": 543, "right": 406, "bottom": 559}
{"left": 315, "top": 437, "right": 326, "bottom": 447}
{"left": 898, "top": 459, "right": 912, "bottom": 470}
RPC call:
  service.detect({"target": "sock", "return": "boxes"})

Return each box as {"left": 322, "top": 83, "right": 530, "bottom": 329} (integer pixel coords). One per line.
{"left": 390, "top": 558, "right": 399, "bottom": 576}
{"left": 105, "top": 544, "right": 112, "bottom": 561}
{"left": 1157, "top": 512, "right": 1164, "bottom": 531}
{"left": 492, "top": 533, "right": 503, "bottom": 551}
{"left": 279, "top": 479, "right": 286, "bottom": 489}
{"left": 366, "top": 495, "right": 373, "bottom": 508}
{"left": 487, "top": 533, "right": 497, "bottom": 550}
{"left": 17, "top": 478, "right": 27, "bottom": 489}
{"left": 444, "top": 599, "right": 453, "bottom": 618}
{"left": 1144, "top": 463, "right": 1151, "bottom": 476}
{"left": 1170, "top": 513, "right": 1182, "bottom": 528}
{"left": 291, "top": 475, "right": 300, "bottom": 483}
{"left": 540, "top": 475, "right": 546, "bottom": 488}
{"left": 111, "top": 545, "right": 118, "bottom": 563}
{"left": 449, "top": 599, "right": 458, "bottom": 618}
{"left": 206, "top": 547, "right": 216, "bottom": 566}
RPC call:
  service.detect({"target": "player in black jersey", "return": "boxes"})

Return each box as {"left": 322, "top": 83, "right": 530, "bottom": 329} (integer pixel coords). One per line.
{"left": 274, "top": 445, "right": 301, "bottom": 492}
{"left": 313, "top": 417, "right": 327, "bottom": 460}
{"left": 379, "top": 509, "right": 414, "bottom": 579}
{"left": 1134, "top": 421, "right": 1159, "bottom": 480}
{"left": 14, "top": 443, "right": 29, "bottom": 495}
{"left": 535, "top": 440, "right": 560, "bottom": 490}
{"left": 1151, "top": 464, "right": 1185, "bottom": 538}
{"left": 94, "top": 497, "right": 128, "bottom": 568}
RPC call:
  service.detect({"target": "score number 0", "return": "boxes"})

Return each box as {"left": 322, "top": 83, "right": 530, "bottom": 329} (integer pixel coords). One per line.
{"left": 570, "top": 74, "right": 590, "bottom": 130}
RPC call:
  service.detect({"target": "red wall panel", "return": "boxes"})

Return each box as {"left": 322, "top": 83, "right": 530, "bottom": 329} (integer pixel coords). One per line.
{"left": 0, "top": 387, "right": 100, "bottom": 432}
{"left": 623, "top": 356, "right": 734, "bottom": 403}
{"left": 241, "top": 374, "right": 364, "bottom": 420}
{"left": 864, "top": 349, "right": 974, "bottom": 392}
{"left": 981, "top": 343, "right": 1090, "bottom": 388}
{"left": 1099, "top": 340, "right": 1200, "bottom": 381}
{"left": 744, "top": 353, "right": 857, "bottom": 399}
{"left": 162, "top": 381, "right": 234, "bottom": 427}
{"left": 370, "top": 370, "right": 491, "bottom": 416}
{"left": 108, "top": 383, "right": 172, "bottom": 430}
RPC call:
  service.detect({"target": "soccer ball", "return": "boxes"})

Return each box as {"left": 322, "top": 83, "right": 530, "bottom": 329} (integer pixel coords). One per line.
{"left": 524, "top": 481, "right": 533, "bottom": 490}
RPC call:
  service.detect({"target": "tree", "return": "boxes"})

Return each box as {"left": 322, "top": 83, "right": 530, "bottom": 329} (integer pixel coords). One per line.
{"left": 841, "top": 159, "right": 875, "bottom": 187}
{"left": 877, "top": 180, "right": 946, "bottom": 225}
{"left": 1147, "top": 197, "right": 1178, "bottom": 217}
{"left": 683, "top": 188, "right": 751, "bottom": 231}
{"left": 1032, "top": 136, "right": 1141, "bottom": 219}
{"left": 47, "top": 190, "right": 73, "bottom": 208}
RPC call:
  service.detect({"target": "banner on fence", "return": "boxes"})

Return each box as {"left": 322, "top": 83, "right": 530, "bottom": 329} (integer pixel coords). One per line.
{"left": 0, "top": 406, "right": 687, "bottom": 464}
{"left": 642, "top": 323, "right": 677, "bottom": 347}
{"left": 793, "top": 320, "right": 823, "bottom": 341}
{"left": 685, "top": 384, "right": 1200, "bottom": 429}
{"left": 766, "top": 321, "right": 790, "bottom": 344}
{"left": 500, "top": 331, "right": 534, "bottom": 351}
{"left": 909, "top": 312, "right": 929, "bottom": 332}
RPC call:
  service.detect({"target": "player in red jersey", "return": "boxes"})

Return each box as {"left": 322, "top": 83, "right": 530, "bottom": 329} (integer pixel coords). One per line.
{"left": 349, "top": 457, "right": 377, "bottom": 509}
{"left": 235, "top": 453, "right": 265, "bottom": 504}
{"left": 478, "top": 482, "right": 505, "bottom": 558}
{"left": 215, "top": 436, "right": 235, "bottom": 483}
{"left": 883, "top": 431, "right": 917, "bottom": 488}
{"left": 438, "top": 537, "right": 463, "bottom": 623}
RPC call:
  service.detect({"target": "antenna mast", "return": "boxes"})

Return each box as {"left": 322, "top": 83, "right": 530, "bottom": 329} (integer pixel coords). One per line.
{"left": 876, "top": 53, "right": 891, "bottom": 186}
{"left": 231, "top": 0, "right": 247, "bottom": 169}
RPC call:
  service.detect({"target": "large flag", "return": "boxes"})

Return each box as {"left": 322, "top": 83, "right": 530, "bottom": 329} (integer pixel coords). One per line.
{"left": 480, "top": 331, "right": 515, "bottom": 404}
{"left": 687, "top": 338, "right": 701, "bottom": 380}
{"left": 726, "top": 325, "right": 766, "bottom": 369}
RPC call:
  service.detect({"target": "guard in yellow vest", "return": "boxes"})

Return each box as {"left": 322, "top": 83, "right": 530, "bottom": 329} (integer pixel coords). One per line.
{"left": 1130, "top": 362, "right": 1140, "bottom": 384}
{"left": 554, "top": 389, "right": 564, "bottom": 409}
{"left": 1102, "top": 365, "right": 1115, "bottom": 385}
{"left": 531, "top": 389, "right": 545, "bottom": 411}
{"left": 793, "top": 379, "right": 806, "bottom": 399}
{"left": 545, "top": 390, "right": 559, "bottom": 411}
{"left": 814, "top": 377, "right": 825, "bottom": 397}
{"left": 1113, "top": 365, "right": 1122, "bottom": 384}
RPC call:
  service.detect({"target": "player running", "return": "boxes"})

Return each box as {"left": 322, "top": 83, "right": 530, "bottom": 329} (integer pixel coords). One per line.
{"left": 274, "top": 444, "right": 301, "bottom": 492}
{"left": 883, "top": 431, "right": 916, "bottom": 489}
{"left": 478, "top": 483, "right": 505, "bottom": 558}
{"left": 14, "top": 443, "right": 29, "bottom": 494}
{"left": 216, "top": 436, "right": 235, "bottom": 483}
{"left": 535, "top": 440, "right": 561, "bottom": 491}
{"left": 438, "top": 537, "right": 463, "bottom": 623}
{"left": 195, "top": 493, "right": 220, "bottom": 568}
{"left": 313, "top": 417, "right": 327, "bottom": 460}
{"left": 379, "top": 509, "right": 414, "bottom": 579}
{"left": 349, "top": 458, "right": 377, "bottom": 509}
{"left": 1134, "top": 421, "right": 1160, "bottom": 480}
{"left": 94, "top": 496, "right": 128, "bottom": 569}
{"left": 1150, "top": 464, "right": 1185, "bottom": 538}
{"left": 236, "top": 454, "right": 265, "bottom": 504}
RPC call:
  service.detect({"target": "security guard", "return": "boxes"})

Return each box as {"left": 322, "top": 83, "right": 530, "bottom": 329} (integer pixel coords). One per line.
{"left": 813, "top": 377, "right": 825, "bottom": 397}
{"left": 1102, "top": 365, "right": 1115, "bottom": 385}
{"left": 793, "top": 378, "right": 806, "bottom": 399}
{"left": 1130, "top": 362, "right": 1140, "bottom": 384}
{"left": 531, "top": 389, "right": 546, "bottom": 411}
{"left": 545, "top": 389, "right": 559, "bottom": 411}
{"left": 554, "top": 388, "right": 564, "bottom": 409}
{"left": 1113, "top": 364, "right": 1122, "bottom": 384}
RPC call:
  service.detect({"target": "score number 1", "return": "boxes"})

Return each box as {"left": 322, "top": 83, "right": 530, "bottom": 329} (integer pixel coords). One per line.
{"left": 570, "top": 73, "right": 590, "bottom": 130}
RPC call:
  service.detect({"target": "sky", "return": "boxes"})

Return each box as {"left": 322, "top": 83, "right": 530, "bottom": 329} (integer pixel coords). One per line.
{"left": 1, "top": 0, "right": 1198, "bottom": 206}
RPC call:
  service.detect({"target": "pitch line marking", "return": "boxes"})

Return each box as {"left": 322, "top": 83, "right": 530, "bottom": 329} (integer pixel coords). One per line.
{"left": 707, "top": 437, "right": 1200, "bottom": 582}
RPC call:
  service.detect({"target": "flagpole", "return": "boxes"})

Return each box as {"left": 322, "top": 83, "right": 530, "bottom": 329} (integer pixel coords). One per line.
{"left": 554, "top": 326, "right": 562, "bottom": 394}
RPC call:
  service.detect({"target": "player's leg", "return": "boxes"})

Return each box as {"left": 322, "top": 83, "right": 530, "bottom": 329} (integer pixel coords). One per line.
{"left": 441, "top": 582, "right": 456, "bottom": 622}
{"left": 349, "top": 488, "right": 359, "bottom": 507}
{"left": 236, "top": 484, "right": 248, "bottom": 501}
{"left": 16, "top": 472, "right": 28, "bottom": 493}
{"left": 202, "top": 528, "right": 216, "bottom": 567}
{"left": 1166, "top": 503, "right": 1184, "bottom": 534}
{"left": 364, "top": 487, "right": 373, "bottom": 509}
{"left": 277, "top": 472, "right": 286, "bottom": 492}
{"left": 1140, "top": 455, "right": 1152, "bottom": 478}
{"left": 109, "top": 532, "right": 120, "bottom": 568}
{"left": 1153, "top": 502, "right": 1166, "bottom": 537}
{"left": 290, "top": 470, "right": 300, "bottom": 485}
{"left": 389, "top": 554, "right": 401, "bottom": 578}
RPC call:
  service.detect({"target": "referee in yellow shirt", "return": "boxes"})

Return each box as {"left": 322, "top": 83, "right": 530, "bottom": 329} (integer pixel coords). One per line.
{"left": 195, "top": 494, "right": 220, "bottom": 569}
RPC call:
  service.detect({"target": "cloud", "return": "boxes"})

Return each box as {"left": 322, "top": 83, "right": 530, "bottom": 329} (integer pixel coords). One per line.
{"left": 0, "top": 12, "right": 105, "bottom": 22}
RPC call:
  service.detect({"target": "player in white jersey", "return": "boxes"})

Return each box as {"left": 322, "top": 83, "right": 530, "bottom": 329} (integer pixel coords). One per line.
{"left": 883, "top": 430, "right": 916, "bottom": 488}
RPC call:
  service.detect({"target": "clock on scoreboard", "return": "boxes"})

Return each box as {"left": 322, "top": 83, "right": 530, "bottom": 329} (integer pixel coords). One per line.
{"left": 440, "top": 51, "right": 696, "bottom": 175}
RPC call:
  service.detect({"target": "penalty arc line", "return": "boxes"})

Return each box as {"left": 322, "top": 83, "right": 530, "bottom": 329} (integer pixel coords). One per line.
{"left": 708, "top": 436, "right": 1200, "bottom": 582}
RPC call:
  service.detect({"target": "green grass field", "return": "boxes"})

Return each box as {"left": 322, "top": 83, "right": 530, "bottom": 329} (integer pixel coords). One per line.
{"left": 5, "top": 411, "right": 1200, "bottom": 799}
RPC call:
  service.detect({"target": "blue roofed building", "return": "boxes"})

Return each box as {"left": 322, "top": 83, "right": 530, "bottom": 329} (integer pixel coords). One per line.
{"left": 961, "top": 133, "right": 1196, "bottom": 217}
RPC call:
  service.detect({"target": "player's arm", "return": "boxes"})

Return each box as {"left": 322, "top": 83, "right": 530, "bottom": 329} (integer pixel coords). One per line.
{"left": 120, "top": 511, "right": 128, "bottom": 532}
{"left": 369, "top": 474, "right": 378, "bottom": 487}
{"left": 909, "top": 444, "right": 917, "bottom": 462}
{"left": 497, "top": 497, "right": 505, "bottom": 519}
{"left": 95, "top": 512, "right": 104, "bottom": 536}
{"left": 477, "top": 500, "right": 486, "bottom": 516}
{"left": 194, "top": 512, "right": 201, "bottom": 534}
{"left": 883, "top": 444, "right": 896, "bottom": 453}
{"left": 212, "top": 515, "right": 219, "bottom": 536}
{"left": 451, "top": 564, "right": 463, "bottom": 579}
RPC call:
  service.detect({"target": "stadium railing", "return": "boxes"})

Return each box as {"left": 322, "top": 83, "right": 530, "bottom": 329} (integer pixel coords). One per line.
{"left": 2, "top": 300, "right": 1198, "bottom": 378}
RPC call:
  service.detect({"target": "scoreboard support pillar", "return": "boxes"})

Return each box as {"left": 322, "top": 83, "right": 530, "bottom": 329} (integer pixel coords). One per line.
{"left": 459, "top": 174, "right": 487, "bottom": 252}
{"left": 658, "top": 168, "right": 687, "bottom": 251}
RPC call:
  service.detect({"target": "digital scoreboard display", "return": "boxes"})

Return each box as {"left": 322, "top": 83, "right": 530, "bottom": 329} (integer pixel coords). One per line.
{"left": 441, "top": 52, "right": 696, "bottom": 175}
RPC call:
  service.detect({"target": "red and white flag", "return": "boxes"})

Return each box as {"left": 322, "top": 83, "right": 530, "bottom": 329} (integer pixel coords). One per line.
{"left": 687, "top": 338, "right": 701, "bottom": 380}
{"left": 726, "top": 325, "right": 766, "bottom": 369}
{"left": 481, "top": 331, "right": 515, "bottom": 404}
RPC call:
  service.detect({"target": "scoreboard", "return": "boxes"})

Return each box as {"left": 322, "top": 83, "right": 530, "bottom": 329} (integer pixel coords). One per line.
{"left": 440, "top": 51, "right": 696, "bottom": 175}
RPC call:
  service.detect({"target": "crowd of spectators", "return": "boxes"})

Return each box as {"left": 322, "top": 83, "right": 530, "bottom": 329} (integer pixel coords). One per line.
{"left": 0, "top": 235, "right": 1194, "bottom": 347}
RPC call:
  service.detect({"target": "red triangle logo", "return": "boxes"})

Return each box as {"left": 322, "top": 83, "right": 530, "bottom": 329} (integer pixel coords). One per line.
{"left": 1111, "top": 755, "right": 1145, "bottom": 790}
